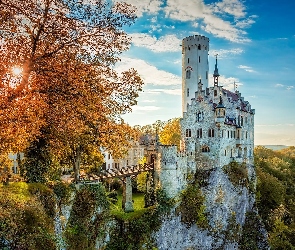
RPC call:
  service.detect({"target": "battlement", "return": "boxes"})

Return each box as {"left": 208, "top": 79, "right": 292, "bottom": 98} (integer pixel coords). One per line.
{"left": 182, "top": 35, "right": 209, "bottom": 53}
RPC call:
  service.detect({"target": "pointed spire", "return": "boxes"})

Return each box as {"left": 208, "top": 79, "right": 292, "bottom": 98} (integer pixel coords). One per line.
{"left": 213, "top": 54, "right": 220, "bottom": 77}
{"left": 213, "top": 54, "right": 220, "bottom": 86}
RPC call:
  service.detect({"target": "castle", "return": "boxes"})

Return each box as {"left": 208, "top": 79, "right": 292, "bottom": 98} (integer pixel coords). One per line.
{"left": 155, "top": 35, "right": 255, "bottom": 198}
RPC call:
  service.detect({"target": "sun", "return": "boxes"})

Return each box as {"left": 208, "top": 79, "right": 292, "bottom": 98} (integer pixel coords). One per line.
{"left": 12, "top": 66, "right": 23, "bottom": 76}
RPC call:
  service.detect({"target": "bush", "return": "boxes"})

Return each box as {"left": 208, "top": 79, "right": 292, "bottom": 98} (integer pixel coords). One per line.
{"left": 177, "top": 182, "right": 208, "bottom": 228}
{"left": 223, "top": 161, "right": 249, "bottom": 187}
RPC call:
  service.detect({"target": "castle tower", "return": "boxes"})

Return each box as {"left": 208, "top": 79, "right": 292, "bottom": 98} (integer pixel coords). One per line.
{"left": 182, "top": 35, "right": 209, "bottom": 113}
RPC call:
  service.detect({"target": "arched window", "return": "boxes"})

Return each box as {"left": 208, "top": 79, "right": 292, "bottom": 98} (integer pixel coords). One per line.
{"left": 202, "top": 146, "right": 210, "bottom": 152}
{"left": 186, "top": 70, "right": 191, "bottom": 79}
{"left": 208, "top": 129, "right": 214, "bottom": 137}
{"left": 198, "top": 44, "right": 201, "bottom": 50}
{"left": 186, "top": 129, "right": 192, "bottom": 137}
{"left": 187, "top": 88, "right": 189, "bottom": 97}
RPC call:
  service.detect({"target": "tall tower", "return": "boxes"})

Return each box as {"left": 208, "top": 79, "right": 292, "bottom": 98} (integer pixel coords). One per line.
{"left": 182, "top": 35, "right": 209, "bottom": 113}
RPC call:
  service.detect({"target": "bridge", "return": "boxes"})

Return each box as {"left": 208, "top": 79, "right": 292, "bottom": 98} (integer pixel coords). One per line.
{"left": 77, "top": 162, "right": 155, "bottom": 212}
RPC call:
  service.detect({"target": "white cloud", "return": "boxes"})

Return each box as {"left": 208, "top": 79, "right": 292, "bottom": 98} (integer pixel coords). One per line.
{"left": 164, "top": 0, "right": 205, "bottom": 21}
{"left": 210, "top": 48, "right": 244, "bottom": 58}
{"left": 113, "top": 0, "right": 162, "bottom": 17}
{"left": 132, "top": 105, "right": 160, "bottom": 111}
{"left": 209, "top": 0, "right": 246, "bottom": 18}
{"left": 275, "top": 84, "right": 294, "bottom": 90}
{"left": 238, "top": 65, "right": 255, "bottom": 73}
{"left": 219, "top": 76, "right": 241, "bottom": 90}
{"left": 202, "top": 14, "right": 250, "bottom": 43}
{"left": 130, "top": 33, "right": 181, "bottom": 52}
{"left": 275, "top": 84, "right": 284, "bottom": 87}
{"left": 145, "top": 88, "right": 181, "bottom": 95}
{"left": 236, "top": 16, "right": 257, "bottom": 28}
{"left": 116, "top": 57, "right": 181, "bottom": 86}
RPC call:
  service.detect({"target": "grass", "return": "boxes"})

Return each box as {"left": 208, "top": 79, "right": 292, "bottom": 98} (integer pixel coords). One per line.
{"left": 110, "top": 192, "right": 150, "bottom": 220}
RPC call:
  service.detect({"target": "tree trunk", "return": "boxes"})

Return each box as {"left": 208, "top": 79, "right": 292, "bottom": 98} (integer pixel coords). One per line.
{"left": 73, "top": 148, "right": 82, "bottom": 183}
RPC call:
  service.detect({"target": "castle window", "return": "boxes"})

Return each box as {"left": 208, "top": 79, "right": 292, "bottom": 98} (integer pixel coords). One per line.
{"left": 108, "top": 153, "right": 111, "bottom": 160}
{"left": 206, "top": 71, "right": 208, "bottom": 79}
{"left": 246, "top": 131, "right": 248, "bottom": 139}
{"left": 198, "top": 44, "right": 201, "bottom": 50}
{"left": 208, "top": 129, "right": 214, "bottom": 137}
{"left": 233, "top": 131, "right": 236, "bottom": 138}
{"left": 188, "top": 58, "right": 189, "bottom": 63}
{"left": 199, "top": 56, "right": 200, "bottom": 63}
{"left": 197, "top": 128, "right": 202, "bottom": 138}
{"left": 186, "top": 129, "right": 192, "bottom": 137}
{"left": 228, "top": 131, "right": 230, "bottom": 138}
{"left": 202, "top": 146, "right": 210, "bottom": 152}
{"left": 225, "top": 150, "right": 227, "bottom": 156}
{"left": 231, "top": 149, "right": 233, "bottom": 157}
{"left": 186, "top": 70, "right": 191, "bottom": 79}
{"left": 187, "top": 88, "right": 190, "bottom": 97}
{"left": 214, "top": 90, "right": 217, "bottom": 96}
{"left": 241, "top": 116, "right": 244, "bottom": 126}
{"left": 188, "top": 46, "right": 190, "bottom": 50}
{"left": 197, "top": 111, "right": 203, "bottom": 122}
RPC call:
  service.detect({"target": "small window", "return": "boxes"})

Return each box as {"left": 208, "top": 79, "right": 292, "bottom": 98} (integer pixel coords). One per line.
{"left": 186, "top": 129, "right": 192, "bottom": 137}
{"left": 214, "top": 90, "right": 217, "bottom": 96}
{"left": 197, "top": 128, "right": 202, "bottom": 138}
{"left": 228, "top": 131, "right": 230, "bottom": 138}
{"left": 108, "top": 154, "right": 111, "bottom": 160}
{"left": 208, "top": 129, "right": 214, "bottom": 137}
{"left": 187, "top": 88, "right": 189, "bottom": 97}
{"left": 198, "top": 44, "right": 201, "bottom": 50}
{"left": 225, "top": 150, "right": 227, "bottom": 156}
{"left": 206, "top": 71, "right": 208, "bottom": 79}
{"left": 241, "top": 116, "right": 244, "bottom": 126}
{"left": 188, "top": 58, "right": 189, "bottom": 63}
{"left": 186, "top": 70, "right": 191, "bottom": 79}
{"left": 199, "top": 56, "right": 200, "bottom": 63}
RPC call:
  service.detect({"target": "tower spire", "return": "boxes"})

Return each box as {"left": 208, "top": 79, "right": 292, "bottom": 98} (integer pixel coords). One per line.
{"left": 213, "top": 54, "right": 220, "bottom": 87}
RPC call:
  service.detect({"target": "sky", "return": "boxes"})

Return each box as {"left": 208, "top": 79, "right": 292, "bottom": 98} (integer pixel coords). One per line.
{"left": 113, "top": 0, "right": 295, "bottom": 146}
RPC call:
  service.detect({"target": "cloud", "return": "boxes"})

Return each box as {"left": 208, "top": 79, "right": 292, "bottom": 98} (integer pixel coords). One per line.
{"left": 236, "top": 16, "right": 257, "bottom": 28}
{"left": 202, "top": 14, "right": 250, "bottom": 43}
{"left": 208, "top": 0, "right": 247, "bottom": 18}
{"left": 238, "top": 65, "right": 256, "bottom": 73}
{"left": 132, "top": 105, "right": 160, "bottom": 111}
{"left": 130, "top": 33, "right": 181, "bottom": 53}
{"left": 164, "top": 0, "right": 205, "bottom": 21}
{"left": 218, "top": 76, "right": 241, "bottom": 90}
{"left": 275, "top": 84, "right": 294, "bottom": 90}
{"left": 210, "top": 48, "right": 244, "bottom": 58}
{"left": 115, "top": 57, "right": 181, "bottom": 86}
{"left": 113, "top": 0, "right": 162, "bottom": 17}
{"left": 145, "top": 88, "right": 181, "bottom": 95}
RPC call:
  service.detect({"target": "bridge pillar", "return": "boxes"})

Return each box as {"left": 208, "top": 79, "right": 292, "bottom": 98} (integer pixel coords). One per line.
{"left": 122, "top": 176, "right": 134, "bottom": 212}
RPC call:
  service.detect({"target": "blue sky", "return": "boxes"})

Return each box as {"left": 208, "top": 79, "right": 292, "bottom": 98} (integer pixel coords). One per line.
{"left": 114, "top": 0, "right": 295, "bottom": 146}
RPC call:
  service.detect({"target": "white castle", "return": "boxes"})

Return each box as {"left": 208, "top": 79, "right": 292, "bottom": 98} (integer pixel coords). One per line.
{"left": 155, "top": 35, "right": 255, "bottom": 198}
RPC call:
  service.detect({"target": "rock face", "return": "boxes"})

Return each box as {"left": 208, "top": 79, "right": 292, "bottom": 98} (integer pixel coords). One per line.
{"left": 154, "top": 165, "right": 270, "bottom": 250}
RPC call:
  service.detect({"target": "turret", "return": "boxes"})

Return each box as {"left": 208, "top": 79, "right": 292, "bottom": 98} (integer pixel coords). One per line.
{"left": 215, "top": 96, "right": 226, "bottom": 124}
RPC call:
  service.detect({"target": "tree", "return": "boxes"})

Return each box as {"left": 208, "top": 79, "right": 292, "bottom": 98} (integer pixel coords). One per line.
{"left": 0, "top": 0, "right": 143, "bottom": 181}
{"left": 159, "top": 118, "right": 181, "bottom": 149}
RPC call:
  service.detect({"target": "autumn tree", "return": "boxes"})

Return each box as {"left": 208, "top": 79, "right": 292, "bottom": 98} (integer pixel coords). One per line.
{"left": 0, "top": 0, "right": 143, "bottom": 181}
{"left": 159, "top": 118, "right": 181, "bottom": 149}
